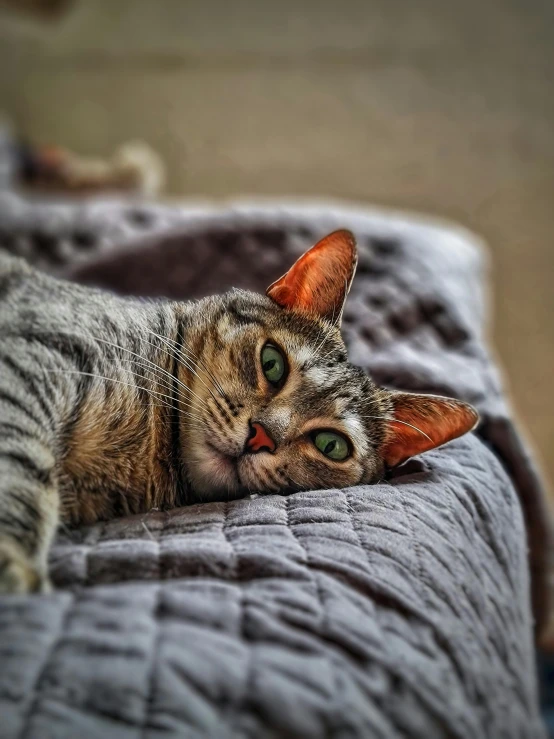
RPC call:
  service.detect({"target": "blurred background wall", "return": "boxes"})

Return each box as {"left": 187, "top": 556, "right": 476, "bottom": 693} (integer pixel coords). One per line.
{"left": 0, "top": 0, "right": 553, "bottom": 488}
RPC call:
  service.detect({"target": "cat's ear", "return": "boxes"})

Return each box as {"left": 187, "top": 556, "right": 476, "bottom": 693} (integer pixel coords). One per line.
{"left": 266, "top": 229, "right": 357, "bottom": 323}
{"left": 379, "top": 392, "right": 479, "bottom": 467}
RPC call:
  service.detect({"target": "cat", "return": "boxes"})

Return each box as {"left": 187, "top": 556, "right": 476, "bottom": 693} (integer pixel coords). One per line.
{"left": 0, "top": 229, "right": 478, "bottom": 594}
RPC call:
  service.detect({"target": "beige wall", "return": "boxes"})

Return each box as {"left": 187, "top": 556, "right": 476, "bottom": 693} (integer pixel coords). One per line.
{"left": 1, "top": 0, "right": 553, "bottom": 487}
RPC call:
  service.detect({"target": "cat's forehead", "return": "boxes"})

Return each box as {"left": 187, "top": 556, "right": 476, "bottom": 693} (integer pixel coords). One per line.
{"left": 220, "top": 288, "right": 376, "bottom": 408}
{"left": 271, "top": 324, "right": 373, "bottom": 410}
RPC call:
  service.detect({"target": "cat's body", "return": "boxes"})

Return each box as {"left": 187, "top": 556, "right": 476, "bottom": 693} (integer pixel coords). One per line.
{"left": 0, "top": 230, "right": 478, "bottom": 593}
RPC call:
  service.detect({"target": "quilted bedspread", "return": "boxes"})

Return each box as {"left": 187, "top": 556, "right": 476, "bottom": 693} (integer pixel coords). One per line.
{"left": 0, "top": 194, "right": 549, "bottom": 738}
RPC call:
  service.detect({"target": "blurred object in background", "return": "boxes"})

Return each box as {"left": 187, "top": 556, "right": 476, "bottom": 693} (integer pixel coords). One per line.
{"left": 0, "top": 0, "right": 73, "bottom": 20}
{"left": 0, "top": 117, "right": 18, "bottom": 188}
{"left": 18, "top": 139, "right": 166, "bottom": 196}
{"left": 0, "top": 120, "right": 166, "bottom": 195}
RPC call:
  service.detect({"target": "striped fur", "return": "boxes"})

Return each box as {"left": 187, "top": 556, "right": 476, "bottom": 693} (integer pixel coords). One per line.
{"left": 0, "top": 247, "right": 475, "bottom": 594}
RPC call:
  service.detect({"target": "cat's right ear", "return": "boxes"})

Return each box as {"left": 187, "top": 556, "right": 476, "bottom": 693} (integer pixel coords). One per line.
{"left": 266, "top": 230, "right": 357, "bottom": 324}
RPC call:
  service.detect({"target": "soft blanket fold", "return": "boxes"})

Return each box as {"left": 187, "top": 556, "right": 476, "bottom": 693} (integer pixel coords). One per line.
{"left": 0, "top": 194, "right": 548, "bottom": 738}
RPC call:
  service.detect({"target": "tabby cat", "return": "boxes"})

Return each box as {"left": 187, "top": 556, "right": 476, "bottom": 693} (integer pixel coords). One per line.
{"left": 0, "top": 229, "right": 478, "bottom": 593}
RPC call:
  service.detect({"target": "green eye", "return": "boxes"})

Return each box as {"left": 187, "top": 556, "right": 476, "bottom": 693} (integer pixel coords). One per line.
{"left": 261, "top": 343, "right": 287, "bottom": 386}
{"left": 313, "top": 431, "right": 350, "bottom": 461}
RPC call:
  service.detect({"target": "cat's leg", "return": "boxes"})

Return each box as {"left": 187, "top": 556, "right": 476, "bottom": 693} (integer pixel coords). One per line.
{"left": 0, "top": 373, "right": 60, "bottom": 594}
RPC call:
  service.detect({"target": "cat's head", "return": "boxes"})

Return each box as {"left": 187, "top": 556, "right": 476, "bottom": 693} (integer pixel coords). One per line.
{"left": 182, "top": 230, "right": 479, "bottom": 499}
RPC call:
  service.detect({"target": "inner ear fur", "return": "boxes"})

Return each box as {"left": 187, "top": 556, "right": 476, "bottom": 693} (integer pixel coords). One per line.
{"left": 380, "top": 392, "right": 479, "bottom": 467}
{"left": 266, "top": 229, "right": 357, "bottom": 324}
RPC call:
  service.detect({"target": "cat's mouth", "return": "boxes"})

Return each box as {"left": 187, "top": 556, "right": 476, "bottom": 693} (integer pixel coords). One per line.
{"left": 201, "top": 433, "right": 281, "bottom": 497}
{"left": 205, "top": 441, "right": 244, "bottom": 490}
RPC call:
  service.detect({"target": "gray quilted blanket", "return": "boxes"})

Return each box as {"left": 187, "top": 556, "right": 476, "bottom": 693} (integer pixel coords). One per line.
{"left": 0, "top": 194, "right": 549, "bottom": 738}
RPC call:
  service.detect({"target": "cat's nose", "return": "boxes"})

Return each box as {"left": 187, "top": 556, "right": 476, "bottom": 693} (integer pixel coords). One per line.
{"left": 245, "top": 421, "right": 276, "bottom": 454}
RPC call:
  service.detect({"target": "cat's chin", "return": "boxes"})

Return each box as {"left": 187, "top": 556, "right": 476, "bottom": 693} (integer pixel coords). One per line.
{"left": 187, "top": 440, "right": 247, "bottom": 500}
{"left": 206, "top": 442, "right": 238, "bottom": 479}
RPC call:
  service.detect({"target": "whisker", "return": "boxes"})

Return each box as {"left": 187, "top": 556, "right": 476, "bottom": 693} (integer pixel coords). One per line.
{"left": 142, "top": 398, "right": 205, "bottom": 427}
{"left": 42, "top": 369, "right": 177, "bottom": 412}
{"left": 86, "top": 334, "right": 201, "bottom": 408}
{"left": 313, "top": 317, "right": 334, "bottom": 357}
{"left": 139, "top": 331, "right": 211, "bottom": 401}
{"left": 313, "top": 303, "right": 341, "bottom": 358}
{"left": 141, "top": 520, "right": 155, "bottom": 541}
{"left": 169, "top": 335, "right": 226, "bottom": 401}
{"left": 311, "top": 319, "right": 330, "bottom": 358}
{"left": 360, "top": 415, "right": 433, "bottom": 442}
{"left": 43, "top": 368, "right": 206, "bottom": 426}
{"left": 100, "top": 355, "right": 181, "bottom": 395}
{"left": 145, "top": 405, "right": 206, "bottom": 428}
{"left": 99, "top": 355, "right": 203, "bottom": 417}
{"left": 163, "top": 420, "right": 206, "bottom": 431}
{"left": 318, "top": 343, "right": 342, "bottom": 363}
{"left": 335, "top": 277, "right": 349, "bottom": 327}
{"left": 165, "top": 332, "right": 227, "bottom": 398}
{"left": 143, "top": 330, "right": 223, "bottom": 404}
{"left": 82, "top": 332, "right": 216, "bottom": 424}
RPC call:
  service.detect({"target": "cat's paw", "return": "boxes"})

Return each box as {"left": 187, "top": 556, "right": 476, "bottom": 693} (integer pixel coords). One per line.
{"left": 0, "top": 539, "right": 48, "bottom": 594}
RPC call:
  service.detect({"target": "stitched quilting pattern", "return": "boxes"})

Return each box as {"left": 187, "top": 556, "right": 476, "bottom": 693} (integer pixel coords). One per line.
{"left": 0, "top": 198, "right": 547, "bottom": 738}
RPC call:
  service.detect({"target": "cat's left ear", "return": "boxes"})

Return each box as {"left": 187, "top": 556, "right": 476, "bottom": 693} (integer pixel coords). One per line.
{"left": 380, "top": 392, "right": 479, "bottom": 467}
{"left": 266, "top": 229, "right": 357, "bottom": 324}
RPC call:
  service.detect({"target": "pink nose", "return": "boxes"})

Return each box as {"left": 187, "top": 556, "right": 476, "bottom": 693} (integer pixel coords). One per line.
{"left": 246, "top": 422, "right": 276, "bottom": 454}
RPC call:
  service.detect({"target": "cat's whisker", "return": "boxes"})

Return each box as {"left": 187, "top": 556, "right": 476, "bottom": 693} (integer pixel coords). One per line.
{"left": 87, "top": 332, "right": 214, "bottom": 420}
{"left": 360, "top": 415, "right": 433, "bottom": 442}
{"left": 99, "top": 355, "right": 204, "bottom": 418}
{"left": 86, "top": 334, "right": 207, "bottom": 412}
{"left": 99, "top": 354, "right": 182, "bottom": 396}
{"left": 176, "top": 357, "right": 220, "bottom": 403}
{"left": 144, "top": 408, "right": 205, "bottom": 431}
{"left": 144, "top": 396, "right": 206, "bottom": 426}
{"left": 138, "top": 331, "right": 209, "bottom": 399}
{"left": 42, "top": 368, "right": 206, "bottom": 426}
{"left": 143, "top": 330, "right": 223, "bottom": 405}
{"left": 160, "top": 417, "right": 206, "bottom": 430}
{"left": 144, "top": 329, "right": 220, "bottom": 393}
{"left": 336, "top": 278, "right": 349, "bottom": 327}
{"left": 311, "top": 319, "right": 330, "bottom": 358}
{"left": 159, "top": 331, "right": 227, "bottom": 398}
{"left": 173, "top": 413, "right": 206, "bottom": 429}
{"left": 42, "top": 369, "right": 177, "bottom": 411}
{"left": 314, "top": 342, "right": 336, "bottom": 366}
{"left": 176, "top": 343, "right": 226, "bottom": 403}
{"left": 313, "top": 302, "right": 341, "bottom": 358}
{"left": 313, "top": 316, "right": 335, "bottom": 357}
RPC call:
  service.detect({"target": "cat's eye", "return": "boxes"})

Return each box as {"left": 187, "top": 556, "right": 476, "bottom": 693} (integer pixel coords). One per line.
{"left": 261, "top": 343, "right": 287, "bottom": 387}
{"left": 313, "top": 431, "right": 350, "bottom": 461}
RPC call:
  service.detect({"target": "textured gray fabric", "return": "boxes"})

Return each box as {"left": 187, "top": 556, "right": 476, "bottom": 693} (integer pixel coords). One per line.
{"left": 0, "top": 194, "right": 548, "bottom": 738}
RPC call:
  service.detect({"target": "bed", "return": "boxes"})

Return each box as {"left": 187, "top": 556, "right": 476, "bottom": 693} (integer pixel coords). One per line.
{"left": 0, "top": 193, "right": 549, "bottom": 738}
